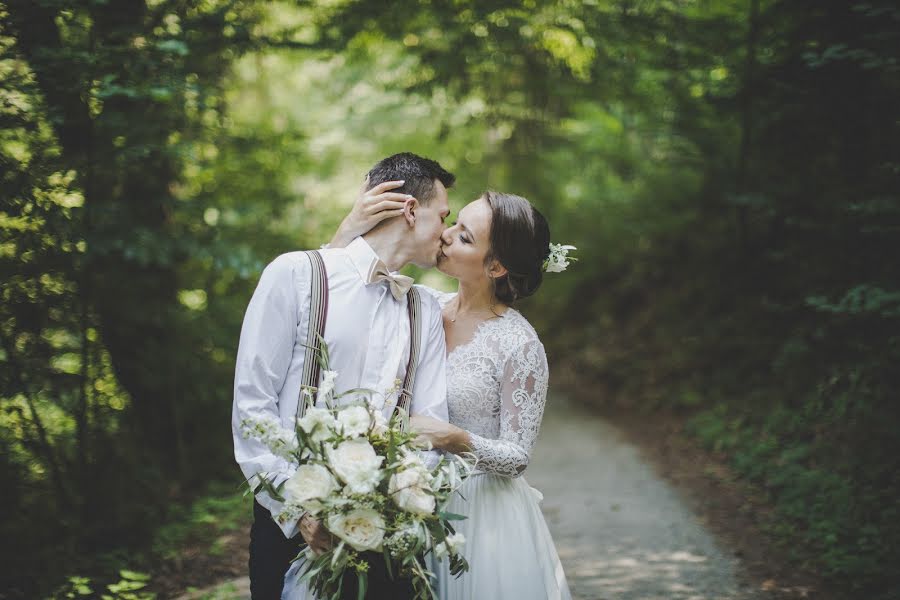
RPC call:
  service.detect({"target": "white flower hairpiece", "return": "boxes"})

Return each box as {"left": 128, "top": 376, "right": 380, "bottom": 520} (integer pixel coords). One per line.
{"left": 543, "top": 243, "right": 577, "bottom": 273}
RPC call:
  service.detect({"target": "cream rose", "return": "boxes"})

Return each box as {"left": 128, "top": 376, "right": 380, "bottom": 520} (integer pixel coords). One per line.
{"left": 389, "top": 467, "right": 436, "bottom": 516}
{"left": 327, "top": 439, "right": 384, "bottom": 494}
{"left": 336, "top": 405, "right": 372, "bottom": 438}
{"left": 297, "top": 406, "right": 336, "bottom": 444}
{"left": 283, "top": 464, "right": 338, "bottom": 514}
{"left": 327, "top": 508, "right": 385, "bottom": 552}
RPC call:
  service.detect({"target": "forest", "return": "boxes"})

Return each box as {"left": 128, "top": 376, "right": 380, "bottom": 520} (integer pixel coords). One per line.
{"left": 1, "top": 1, "right": 898, "bottom": 598}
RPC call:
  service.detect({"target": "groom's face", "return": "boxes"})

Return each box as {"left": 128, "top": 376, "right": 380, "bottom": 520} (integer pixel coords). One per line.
{"left": 409, "top": 180, "right": 450, "bottom": 268}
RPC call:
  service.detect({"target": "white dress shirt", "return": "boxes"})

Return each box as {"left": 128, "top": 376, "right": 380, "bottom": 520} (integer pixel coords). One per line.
{"left": 232, "top": 237, "right": 449, "bottom": 538}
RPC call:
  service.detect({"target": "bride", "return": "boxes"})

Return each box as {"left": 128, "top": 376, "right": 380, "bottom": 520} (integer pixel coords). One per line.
{"left": 324, "top": 183, "right": 573, "bottom": 600}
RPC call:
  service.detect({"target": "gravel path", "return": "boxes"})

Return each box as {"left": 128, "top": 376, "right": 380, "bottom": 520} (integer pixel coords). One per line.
{"left": 527, "top": 393, "right": 761, "bottom": 600}
{"left": 179, "top": 393, "right": 762, "bottom": 600}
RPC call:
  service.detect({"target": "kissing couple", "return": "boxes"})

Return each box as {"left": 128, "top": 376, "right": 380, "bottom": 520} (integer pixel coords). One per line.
{"left": 232, "top": 152, "right": 573, "bottom": 599}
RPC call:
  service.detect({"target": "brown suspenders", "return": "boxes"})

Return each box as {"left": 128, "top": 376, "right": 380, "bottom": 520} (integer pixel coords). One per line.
{"left": 398, "top": 287, "right": 422, "bottom": 431}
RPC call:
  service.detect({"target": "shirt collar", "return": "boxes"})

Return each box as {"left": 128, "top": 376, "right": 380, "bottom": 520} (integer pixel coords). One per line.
{"left": 346, "top": 236, "right": 384, "bottom": 283}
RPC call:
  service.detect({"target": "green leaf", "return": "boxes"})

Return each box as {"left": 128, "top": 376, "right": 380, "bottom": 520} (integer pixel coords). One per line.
{"left": 382, "top": 554, "right": 393, "bottom": 580}
{"left": 119, "top": 570, "right": 150, "bottom": 582}
{"left": 437, "top": 511, "right": 467, "bottom": 521}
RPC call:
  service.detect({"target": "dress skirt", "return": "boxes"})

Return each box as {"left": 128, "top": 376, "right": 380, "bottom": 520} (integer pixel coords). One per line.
{"left": 433, "top": 472, "right": 572, "bottom": 600}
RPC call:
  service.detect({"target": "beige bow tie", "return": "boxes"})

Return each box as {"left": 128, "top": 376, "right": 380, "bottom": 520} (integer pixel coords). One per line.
{"left": 367, "top": 260, "right": 414, "bottom": 300}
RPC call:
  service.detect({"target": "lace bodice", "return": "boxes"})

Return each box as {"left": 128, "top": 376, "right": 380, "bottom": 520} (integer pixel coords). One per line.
{"left": 422, "top": 287, "right": 550, "bottom": 478}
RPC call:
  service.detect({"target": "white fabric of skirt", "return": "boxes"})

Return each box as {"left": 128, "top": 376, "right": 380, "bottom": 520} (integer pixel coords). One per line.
{"left": 282, "top": 551, "right": 313, "bottom": 600}
{"left": 432, "top": 472, "right": 572, "bottom": 600}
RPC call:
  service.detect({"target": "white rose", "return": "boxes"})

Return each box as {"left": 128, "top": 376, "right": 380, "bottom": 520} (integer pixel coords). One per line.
{"left": 337, "top": 405, "right": 372, "bottom": 438}
{"left": 398, "top": 448, "right": 423, "bottom": 467}
{"left": 327, "top": 439, "right": 384, "bottom": 494}
{"left": 327, "top": 508, "right": 385, "bottom": 552}
{"left": 283, "top": 464, "right": 338, "bottom": 513}
{"left": 389, "top": 468, "right": 436, "bottom": 515}
{"left": 298, "top": 407, "right": 337, "bottom": 444}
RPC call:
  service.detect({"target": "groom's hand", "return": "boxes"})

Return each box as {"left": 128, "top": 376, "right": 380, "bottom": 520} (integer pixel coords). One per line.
{"left": 299, "top": 513, "right": 334, "bottom": 555}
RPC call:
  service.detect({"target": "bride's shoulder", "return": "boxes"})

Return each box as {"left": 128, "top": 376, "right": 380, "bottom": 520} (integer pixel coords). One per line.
{"left": 499, "top": 308, "right": 544, "bottom": 349}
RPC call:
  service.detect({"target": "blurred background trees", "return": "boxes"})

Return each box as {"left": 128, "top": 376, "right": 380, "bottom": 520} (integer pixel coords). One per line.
{"left": 1, "top": 0, "right": 897, "bottom": 598}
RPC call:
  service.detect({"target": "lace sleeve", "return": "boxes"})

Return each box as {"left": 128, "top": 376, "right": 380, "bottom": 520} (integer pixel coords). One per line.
{"left": 467, "top": 335, "right": 549, "bottom": 477}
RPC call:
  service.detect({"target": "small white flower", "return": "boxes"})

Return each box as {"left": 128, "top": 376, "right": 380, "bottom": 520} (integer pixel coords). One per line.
{"left": 434, "top": 541, "right": 449, "bottom": 559}
{"left": 327, "top": 508, "right": 386, "bottom": 552}
{"left": 318, "top": 370, "right": 339, "bottom": 400}
{"left": 434, "top": 532, "right": 465, "bottom": 559}
{"left": 327, "top": 439, "right": 384, "bottom": 494}
{"left": 283, "top": 464, "right": 339, "bottom": 514}
{"left": 276, "top": 499, "right": 306, "bottom": 525}
{"left": 544, "top": 243, "right": 577, "bottom": 273}
{"left": 445, "top": 532, "right": 465, "bottom": 553}
{"left": 241, "top": 416, "right": 298, "bottom": 459}
{"left": 371, "top": 409, "right": 389, "bottom": 436}
{"left": 336, "top": 405, "right": 372, "bottom": 438}
{"left": 297, "top": 406, "right": 337, "bottom": 444}
{"left": 300, "top": 387, "right": 315, "bottom": 408}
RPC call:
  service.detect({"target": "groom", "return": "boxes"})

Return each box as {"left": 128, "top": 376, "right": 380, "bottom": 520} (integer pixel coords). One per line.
{"left": 232, "top": 153, "right": 455, "bottom": 600}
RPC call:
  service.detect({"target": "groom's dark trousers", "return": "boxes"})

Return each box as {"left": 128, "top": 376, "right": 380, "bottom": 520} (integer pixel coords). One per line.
{"left": 250, "top": 499, "right": 302, "bottom": 600}
{"left": 250, "top": 499, "right": 414, "bottom": 600}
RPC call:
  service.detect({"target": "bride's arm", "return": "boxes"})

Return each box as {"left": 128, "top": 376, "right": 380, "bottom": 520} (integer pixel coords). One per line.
{"left": 411, "top": 335, "right": 550, "bottom": 477}
{"left": 329, "top": 179, "right": 413, "bottom": 247}
{"left": 468, "top": 336, "right": 549, "bottom": 477}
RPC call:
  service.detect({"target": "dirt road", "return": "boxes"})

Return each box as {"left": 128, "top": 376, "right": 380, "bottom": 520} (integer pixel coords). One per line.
{"left": 527, "top": 393, "right": 761, "bottom": 600}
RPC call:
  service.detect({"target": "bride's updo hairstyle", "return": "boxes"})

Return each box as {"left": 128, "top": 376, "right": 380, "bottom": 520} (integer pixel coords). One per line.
{"left": 483, "top": 191, "right": 551, "bottom": 305}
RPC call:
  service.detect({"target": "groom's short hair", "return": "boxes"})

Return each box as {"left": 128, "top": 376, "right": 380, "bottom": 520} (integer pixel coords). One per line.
{"left": 366, "top": 153, "right": 455, "bottom": 206}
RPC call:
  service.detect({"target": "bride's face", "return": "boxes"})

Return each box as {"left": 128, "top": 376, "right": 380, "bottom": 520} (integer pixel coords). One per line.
{"left": 436, "top": 198, "right": 494, "bottom": 281}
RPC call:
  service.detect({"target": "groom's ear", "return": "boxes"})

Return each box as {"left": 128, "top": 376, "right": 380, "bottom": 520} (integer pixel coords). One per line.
{"left": 403, "top": 197, "right": 418, "bottom": 227}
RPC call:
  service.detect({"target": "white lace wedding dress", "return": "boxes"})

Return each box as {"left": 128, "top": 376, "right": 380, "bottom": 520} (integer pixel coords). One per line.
{"left": 428, "top": 289, "right": 571, "bottom": 600}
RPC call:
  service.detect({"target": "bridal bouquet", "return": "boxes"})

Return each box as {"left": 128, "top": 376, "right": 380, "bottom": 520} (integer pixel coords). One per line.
{"left": 241, "top": 344, "right": 471, "bottom": 600}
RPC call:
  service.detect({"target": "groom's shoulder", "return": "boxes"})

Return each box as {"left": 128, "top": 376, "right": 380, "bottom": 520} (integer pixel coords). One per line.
{"left": 265, "top": 250, "right": 311, "bottom": 269}
{"left": 258, "top": 250, "right": 314, "bottom": 282}
{"left": 412, "top": 284, "right": 443, "bottom": 319}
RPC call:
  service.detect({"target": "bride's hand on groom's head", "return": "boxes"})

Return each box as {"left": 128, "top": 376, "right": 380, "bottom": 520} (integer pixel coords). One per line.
{"left": 331, "top": 179, "right": 413, "bottom": 247}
